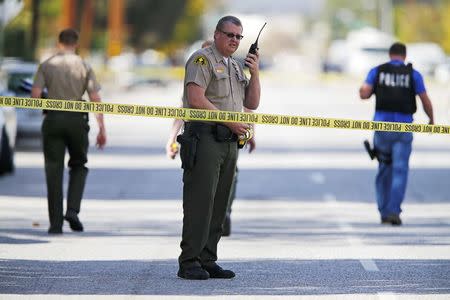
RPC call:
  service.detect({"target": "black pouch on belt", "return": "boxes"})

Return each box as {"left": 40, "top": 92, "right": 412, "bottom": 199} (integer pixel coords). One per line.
{"left": 177, "top": 132, "right": 199, "bottom": 170}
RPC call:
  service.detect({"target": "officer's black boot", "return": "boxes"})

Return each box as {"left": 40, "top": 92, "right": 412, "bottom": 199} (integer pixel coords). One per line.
{"left": 178, "top": 265, "right": 210, "bottom": 280}
{"left": 202, "top": 263, "right": 235, "bottom": 279}
{"left": 64, "top": 210, "right": 84, "bottom": 232}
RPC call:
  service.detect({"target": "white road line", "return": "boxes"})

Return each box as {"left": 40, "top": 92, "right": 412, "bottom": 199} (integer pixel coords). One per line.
{"left": 14, "top": 151, "right": 450, "bottom": 169}
{"left": 360, "top": 259, "right": 380, "bottom": 271}
{"left": 324, "top": 195, "right": 380, "bottom": 272}
{"left": 377, "top": 292, "right": 398, "bottom": 300}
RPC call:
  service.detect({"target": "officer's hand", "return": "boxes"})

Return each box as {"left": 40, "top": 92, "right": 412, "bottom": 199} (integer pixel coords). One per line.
{"left": 96, "top": 129, "right": 106, "bottom": 149}
{"left": 225, "top": 122, "right": 250, "bottom": 136}
{"left": 166, "top": 139, "right": 179, "bottom": 159}
{"left": 245, "top": 51, "right": 259, "bottom": 75}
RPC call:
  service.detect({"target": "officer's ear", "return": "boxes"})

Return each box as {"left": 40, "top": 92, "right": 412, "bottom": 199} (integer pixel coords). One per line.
{"left": 214, "top": 30, "right": 221, "bottom": 41}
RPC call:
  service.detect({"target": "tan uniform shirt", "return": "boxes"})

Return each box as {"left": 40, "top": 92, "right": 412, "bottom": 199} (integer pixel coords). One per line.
{"left": 182, "top": 43, "right": 249, "bottom": 113}
{"left": 34, "top": 51, "right": 100, "bottom": 100}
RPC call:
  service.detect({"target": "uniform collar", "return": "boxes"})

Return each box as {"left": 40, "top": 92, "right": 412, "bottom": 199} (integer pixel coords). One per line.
{"left": 57, "top": 49, "right": 76, "bottom": 56}
{"left": 211, "top": 43, "right": 231, "bottom": 65}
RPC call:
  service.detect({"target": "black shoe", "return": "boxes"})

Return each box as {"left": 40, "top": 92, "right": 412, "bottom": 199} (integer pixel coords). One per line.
{"left": 381, "top": 217, "right": 390, "bottom": 224}
{"left": 381, "top": 215, "right": 402, "bottom": 226}
{"left": 64, "top": 213, "right": 84, "bottom": 232}
{"left": 48, "top": 227, "right": 63, "bottom": 234}
{"left": 222, "top": 215, "right": 231, "bottom": 237}
{"left": 177, "top": 265, "right": 209, "bottom": 280}
{"left": 202, "top": 263, "right": 235, "bottom": 279}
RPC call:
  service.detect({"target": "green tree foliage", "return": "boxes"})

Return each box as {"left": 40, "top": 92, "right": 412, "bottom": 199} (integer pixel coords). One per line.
{"left": 324, "top": 0, "right": 378, "bottom": 39}
{"left": 441, "top": 2, "right": 450, "bottom": 54}
{"left": 4, "top": 0, "right": 205, "bottom": 60}
{"left": 394, "top": 1, "right": 450, "bottom": 54}
{"left": 161, "top": 0, "right": 205, "bottom": 56}
{"left": 3, "top": 0, "right": 60, "bottom": 60}
{"left": 126, "top": 0, "right": 204, "bottom": 53}
{"left": 3, "top": 0, "right": 32, "bottom": 59}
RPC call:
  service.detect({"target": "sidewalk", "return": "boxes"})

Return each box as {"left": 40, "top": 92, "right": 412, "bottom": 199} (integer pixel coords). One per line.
{"left": 1, "top": 196, "right": 449, "bottom": 299}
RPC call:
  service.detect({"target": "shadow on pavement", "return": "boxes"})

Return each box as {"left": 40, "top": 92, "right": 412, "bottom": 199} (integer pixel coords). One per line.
{"left": 1, "top": 167, "right": 450, "bottom": 202}
{"left": 0, "top": 215, "right": 449, "bottom": 246}
{"left": 0, "top": 259, "right": 449, "bottom": 295}
{"left": 0, "top": 235, "right": 48, "bottom": 244}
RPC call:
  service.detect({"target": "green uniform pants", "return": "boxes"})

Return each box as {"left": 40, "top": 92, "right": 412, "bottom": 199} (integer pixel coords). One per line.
{"left": 179, "top": 131, "right": 238, "bottom": 268}
{"left": 42, "top": 112, "right": 89, "bottom": 229}
{"left": 226, "top": 166, "right": 238, "bottom": 218}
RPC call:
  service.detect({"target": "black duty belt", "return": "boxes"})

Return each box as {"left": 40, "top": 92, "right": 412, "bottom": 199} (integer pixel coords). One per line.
{"left": 185, "top": 122, "right": 238, "bottom": 142}
{"left": 45, "top": 110, "right": 89, "bottom": 120}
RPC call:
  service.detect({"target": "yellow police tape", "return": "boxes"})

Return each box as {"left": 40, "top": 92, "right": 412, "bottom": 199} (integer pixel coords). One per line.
{"left": 1, "top": 96, "right": 449, "bottom": 135}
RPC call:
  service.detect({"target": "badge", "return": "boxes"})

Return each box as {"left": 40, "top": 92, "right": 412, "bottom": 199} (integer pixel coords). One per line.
{"left": 215, "top": 63, "right": 225, "bottom": 74}
{"left": 194, "top": 55, "right": 208, "bottom": 66}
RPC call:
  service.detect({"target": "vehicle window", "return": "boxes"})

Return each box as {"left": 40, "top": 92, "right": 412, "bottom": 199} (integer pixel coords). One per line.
{"left": 7, "top": 73, "right": 34, "bottom": 94}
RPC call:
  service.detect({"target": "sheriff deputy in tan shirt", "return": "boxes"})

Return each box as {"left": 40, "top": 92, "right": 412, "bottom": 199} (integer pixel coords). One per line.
{"left": 176, "top": 15, "right": 260, "bottom": 280}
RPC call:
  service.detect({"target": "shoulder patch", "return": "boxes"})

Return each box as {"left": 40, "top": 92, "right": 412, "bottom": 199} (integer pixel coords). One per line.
{"left": 193, "top": 55, "right": 208, "bottom": 66}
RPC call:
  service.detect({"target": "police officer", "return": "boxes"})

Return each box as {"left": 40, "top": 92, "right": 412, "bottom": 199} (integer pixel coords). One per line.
{"left": 166, "top": 39, "right": 245, "bottom": 237}
{"left": 177, "top": 15, "right": 261, "bottom": 280}
{"left": 31, "top": 28, "right": 106, "bottom": 234}
{"left": 359, "top": 42, "right": 434, "bottom": 226}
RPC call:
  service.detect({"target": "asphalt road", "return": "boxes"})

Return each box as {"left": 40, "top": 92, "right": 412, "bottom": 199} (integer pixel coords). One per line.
{"left": 1, "top": 75, "right": 449, "bottom": 299}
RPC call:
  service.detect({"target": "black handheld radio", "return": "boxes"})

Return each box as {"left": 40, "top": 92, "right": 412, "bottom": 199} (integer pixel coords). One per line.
{"left": 248, "top": 22, "right": 267, "bottom": 55}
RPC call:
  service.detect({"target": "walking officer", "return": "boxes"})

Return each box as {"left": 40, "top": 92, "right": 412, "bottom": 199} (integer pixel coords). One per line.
{"left": 359, "top": 42, "right": 434, "bottom": 226}
{"left": 31, "top": 28, "right": 107, "bottom": 234}
{"left": 177, "top": 15, "right": 261, "bottom": 279}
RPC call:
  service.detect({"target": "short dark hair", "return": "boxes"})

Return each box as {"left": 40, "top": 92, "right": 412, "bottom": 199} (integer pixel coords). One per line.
{"left": 216, "top": 16, "right": 243, "bottom": 31}
{"left": 389, "top": 42, "right": 406, "bottom": 56}
{"left": 58, "top": 28, "right": 79, "bottom": 46}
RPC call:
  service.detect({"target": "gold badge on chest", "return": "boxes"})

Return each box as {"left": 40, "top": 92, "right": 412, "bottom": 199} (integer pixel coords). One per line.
{"left": 215, "top": 63, "right": 226, "bottom": 74}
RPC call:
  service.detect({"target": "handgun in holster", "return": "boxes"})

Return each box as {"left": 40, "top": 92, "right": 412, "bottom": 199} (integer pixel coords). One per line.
{"left": 364, "top": 140, "right": 392, "bottom": 164}
{"left": 177, "top": 132, "right": 199, "bottom": 170}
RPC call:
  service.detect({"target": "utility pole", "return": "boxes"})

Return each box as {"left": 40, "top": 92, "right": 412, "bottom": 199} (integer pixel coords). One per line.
{"left": 379, "top": 0, "right": 393, "bottom": 34}
{"left": 79, "top": 0, "right": 94, "bottom": 56}
{"left": 107, "top": 0, "right": 124, "bottom": 57}
{"left": 60, "top": 0, "right": 77, "bottom": 29}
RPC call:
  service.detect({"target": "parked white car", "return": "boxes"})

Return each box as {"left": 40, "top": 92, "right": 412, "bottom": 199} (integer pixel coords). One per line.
{"left": 434, "top": 58, "right": 450, "bottom": 84}
{"left": 406, "top": 43, "right": 446, "bottom": 76}
{"left": 1, "top": 61, "right": 42, "bottom": 138}
{"left": 322, "top": 27, "right": 395, "bottom": 76}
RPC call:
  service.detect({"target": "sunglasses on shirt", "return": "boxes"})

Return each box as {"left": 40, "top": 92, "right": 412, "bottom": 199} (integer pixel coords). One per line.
{"left": 220, "top": 30, "right": 244, "bottom": 40}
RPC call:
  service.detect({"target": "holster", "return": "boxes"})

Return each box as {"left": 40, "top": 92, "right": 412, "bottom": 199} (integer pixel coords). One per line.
{"left": 177, "top": 132, "right": 199, "bottom": 170}
{"left": 363, "top": 140, "right": 392, "bottom": 165}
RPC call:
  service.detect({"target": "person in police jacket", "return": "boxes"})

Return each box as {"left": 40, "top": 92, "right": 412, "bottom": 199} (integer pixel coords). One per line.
{"left": 359, "top": 42, "right": 434, "bottom": 226}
